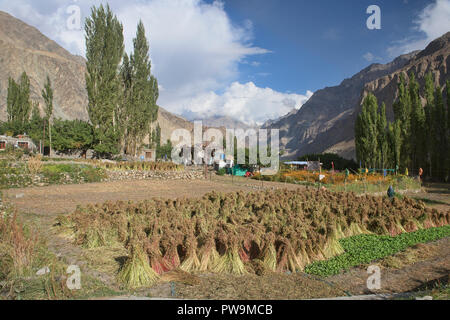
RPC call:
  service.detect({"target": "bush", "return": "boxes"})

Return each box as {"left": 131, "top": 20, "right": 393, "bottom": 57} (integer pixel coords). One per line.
{"left": 217, "top": 168, "right": 227, "bottom": 176}
{"left": 27, "top": 155, "right": 43, "bottom": 174}
{"left": 0, "top": 212, "right": 37, "bottom": 280}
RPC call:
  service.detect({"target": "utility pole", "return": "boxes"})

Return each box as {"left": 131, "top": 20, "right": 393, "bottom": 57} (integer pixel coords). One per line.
{"left": 42, "top": 119, "right": 46, "bottom": 156}
{"left": 49, "top": 115, "right": 52, "bottom": 157}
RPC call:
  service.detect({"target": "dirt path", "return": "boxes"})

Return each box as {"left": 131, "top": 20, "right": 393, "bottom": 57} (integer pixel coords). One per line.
{"left": 329, "top": 237, "right": 449, "bottom": 296}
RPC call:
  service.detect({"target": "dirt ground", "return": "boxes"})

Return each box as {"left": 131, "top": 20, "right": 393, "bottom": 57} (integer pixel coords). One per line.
{"left": 3, "top": 175, "right": 303, "bottom": 215}
{"left": 2, "top": 177, "right": 449, "bottom": 300}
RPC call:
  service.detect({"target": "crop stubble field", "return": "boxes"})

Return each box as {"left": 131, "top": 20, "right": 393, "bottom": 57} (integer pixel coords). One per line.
{"left": 3, "top": 175, "right": 450, "bottom": 300}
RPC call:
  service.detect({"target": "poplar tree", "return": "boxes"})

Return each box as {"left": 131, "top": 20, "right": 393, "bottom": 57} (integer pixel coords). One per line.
{"left": 6, "top": 72, "right": 32, "bottom": 135}
{"left": 119, "top": 52, "right": 132, "bottom": 154}
{"left": 433, "top": 86, "right": 446, "bottom": 178}
{"left": 377, "top": 102, "right": 388, "bottom": 168}
{"left": 85, "top": 4, "right": 124, "bottom": 156}
{"left": 393, "top": 74, "right": 411, "bottom": 171}
{"left": 388, "top": 121, "right": 402, "bottom": 171}
{"left": 355, "top": 93, "right": 378, "bottom": 168}
{"left": 423, "top": 72, "right": 435, "bottom": 176}
{"left": 409, "top": 73, "right": 425, "bottom": 172}
{"left": 42, "top": 75, "right": 54, "bottom": 155}
{"left": 446, "top": 80, "right": 450, "bottom": 180}
{"left": 121, "top": 20, "right": 159, "bottom": 156}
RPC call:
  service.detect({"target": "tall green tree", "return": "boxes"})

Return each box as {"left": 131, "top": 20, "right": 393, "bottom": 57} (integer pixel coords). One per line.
{"left": 28, "top": 102, "right": 44, "bottom": 147}
{"left": 409, "top": 73, "right": 425, "bottom": 172}
{"left": 41, "top": 75, "right": 54, "bottom": 155}
{"left": 433, "top": 86, "right": 446, "bottom": 179}
{"left": 6, "top": 72, "right": 32, "bottom": 135}
{"left": 85, "top": 4, "right": 124, "bottom": 156}
{"left": 355, "top": 93, "right": 379, "bottom": 168}
{"left": 122, "top": 20, "right": 159, "bottom": 156}
{"left": 423, "top": 72, "right": 435, "bottom": 177}
{"left": 119, "top": 52, "right": 132, "bottom": 154}
{"left": 446, "top": 80, "right": 450, "bottom": 181}
{"left": 52, "top": 119, "right": 94, "bottom": 153}
{"left": 392, "top": 74, "right": 411, "bottom": 171}
{"left": 388, "top": 121, "right": 402, "bottom": 171}
{"left": 377, "top": 102, "right": 389, "bottom": 168}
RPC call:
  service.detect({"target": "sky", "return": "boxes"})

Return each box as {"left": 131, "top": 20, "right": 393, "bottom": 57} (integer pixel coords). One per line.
{"left": 0, "top": 0, "right": 449, "bottom": 125}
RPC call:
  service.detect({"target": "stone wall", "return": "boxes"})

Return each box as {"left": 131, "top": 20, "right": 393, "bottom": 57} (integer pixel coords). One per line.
{"left": 106, "top": 170, "right": 204, "bottom": 181}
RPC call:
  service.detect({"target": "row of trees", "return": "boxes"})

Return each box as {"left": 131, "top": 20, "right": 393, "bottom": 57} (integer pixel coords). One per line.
{"left": 355, "top": 72, "right": 450, "bottom": 181}
{"left": 2, "top": 72, "right": 55, "bottom": 152}
{"left": 2, "top": 4, "right": 160, "bottom": 158}
{"left": 85, "top": 4, "right": 159, "bottom": 156}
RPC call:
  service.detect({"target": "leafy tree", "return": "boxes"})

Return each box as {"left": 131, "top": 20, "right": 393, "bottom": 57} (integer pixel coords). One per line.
{"left": 355, "top": 93, "right": 379, "bottom": 168}
{"left": 157, "top": 139, "right": 173, "bottom": 160}
{"left": 6, "top": 72, "right": 32, "bottom": 135}
{"left": 52, "top": 119, "right": 94, "bottom": 153}
{"left": 433, "top": 86, "right": 446, "bottom": 179}
{"left": 121, "top": 20, "right": 159, "bottom": 156}
{"left": 42, "top": 75, "right": 54, "bottom": 155}
{"left": 393, "top": 74, "right": 412, "bottom": 171}
{"left": 409, "top": 73, "right": 425, "bottom": 172}
{"left": 423, "top": 72, "right": 435, "bottom": 176}
{"left": 28, "top": 103, "right": 44, "bottom": 146}
{"left": 85, "top": 4, "right": 124, "bottom": 156}
{"left": 119, "top": 52, "right": 132, "bottom": 154}
{"left": 387, "top": 120, "right": 402, "bottom": 172}
{"left": 446, "top": 80, "right": 450, "bottom": 180}
{"left": 377, "top": 103, "right": 389, "bottom": 169}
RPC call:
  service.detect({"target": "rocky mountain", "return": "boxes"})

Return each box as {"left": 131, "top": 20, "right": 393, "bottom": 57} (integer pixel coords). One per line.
{"left": 157, "top": 106, "right": 194, "bottom": 144}
{"left": 264, "top": 32, "right": 450, "bottom": 160}
{"left": 0, "top": 11, "right": 88, "bottom": 121}
{"left": 0, "top": 10, "right": 193, "bottom": 145}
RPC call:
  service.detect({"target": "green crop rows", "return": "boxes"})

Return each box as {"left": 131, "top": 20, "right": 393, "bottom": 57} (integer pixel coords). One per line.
{"left": 305, "top": 225, "right": 450, "bottom": 277}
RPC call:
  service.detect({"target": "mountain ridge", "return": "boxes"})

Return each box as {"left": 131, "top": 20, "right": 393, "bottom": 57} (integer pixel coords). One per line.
{"left": 263, "top": 32, "right": 449, "bottom": 160}
{"left": 0, "top": 10, "right": 194, "bottom": 146}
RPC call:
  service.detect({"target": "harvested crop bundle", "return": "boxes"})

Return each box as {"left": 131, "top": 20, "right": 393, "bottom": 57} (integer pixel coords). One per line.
{"left": 61, "top": 187, "right": 449, "bottom": 285}
{"left": 118, "top": 233, "right": 159, "bottom": 288}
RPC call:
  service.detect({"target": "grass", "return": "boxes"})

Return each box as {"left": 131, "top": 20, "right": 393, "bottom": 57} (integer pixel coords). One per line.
{"left": 0, "top": 204, "right": 120, "bottom": 300}
{"left": 253, "top": 170, "right": 422, "bottom": 195}
{"left": 304, "top": 225, "right": 450, "bottom": 277}
{"left": 41, "top": 164, "right": 106, "bottom": 184}
{"left": 380, "top": 242, "right": 440, "bottom": 269}
{"left": 0, "top": 160, "right": 107, "bottom": 189}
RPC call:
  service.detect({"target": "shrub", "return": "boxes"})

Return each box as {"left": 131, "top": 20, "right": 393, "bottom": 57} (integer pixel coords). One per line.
{"left": 27, "top": 154, "right": 43, "bottom": 174}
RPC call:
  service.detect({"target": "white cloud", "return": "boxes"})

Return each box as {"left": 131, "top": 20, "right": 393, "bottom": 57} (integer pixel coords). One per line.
{"left": 363, "top": 52, "right": 375, "bottom": 62}
{"left": 363, "top": 52, "right": 382, "bottom": 62}
{"left": 388, "top": 0, "right": 450, "bottom": 56}
{"left": 179, "top": 82, "right": 313, "bottom": 126}
{"left": 0, "top": 0, "right": 312, "bottom": 125}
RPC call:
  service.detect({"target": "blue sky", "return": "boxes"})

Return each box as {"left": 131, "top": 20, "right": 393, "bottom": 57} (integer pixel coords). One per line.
{"left": 0, "top": 0, "right": 449, "bottom": 124}
{"left": 224, "top": 0, "right": 442, "bottom": 93}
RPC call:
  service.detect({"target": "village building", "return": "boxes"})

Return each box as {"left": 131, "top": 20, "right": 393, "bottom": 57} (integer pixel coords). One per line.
{"left": 0, "top": 135, "right": 37, "bottom": 152}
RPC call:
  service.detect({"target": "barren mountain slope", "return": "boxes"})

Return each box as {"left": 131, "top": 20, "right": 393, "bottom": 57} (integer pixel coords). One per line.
{"left": 264, "top": 32, "right": 450, "bottom": 160}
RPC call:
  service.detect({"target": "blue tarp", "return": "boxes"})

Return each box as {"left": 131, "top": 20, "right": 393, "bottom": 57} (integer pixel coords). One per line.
{"left": 284, "top": 161, "right": 308, "bottom": 166}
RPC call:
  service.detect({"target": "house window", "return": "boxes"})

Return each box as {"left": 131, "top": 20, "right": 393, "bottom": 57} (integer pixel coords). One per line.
{"left": 145, "top": 151, "right": 153, "bottom": 159}
{"left": 18, "top": 141, "right": 29, "bottom": 149}
{"left": 0, "top": 141, "right": 6, "bottom": 150}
